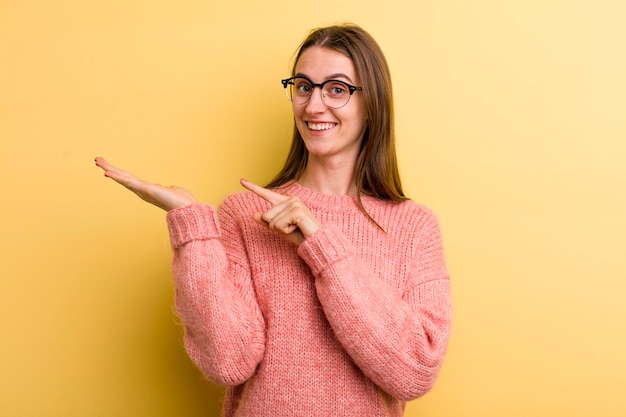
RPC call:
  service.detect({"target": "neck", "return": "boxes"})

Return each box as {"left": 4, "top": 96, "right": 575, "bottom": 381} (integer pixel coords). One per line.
{"left": 298, "top": 156, "right": 357, "bottom": 196}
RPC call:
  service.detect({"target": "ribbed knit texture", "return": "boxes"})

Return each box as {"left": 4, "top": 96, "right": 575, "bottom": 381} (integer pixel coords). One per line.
{"left": 166, "top": 182, "right": 451, "bottom": 417}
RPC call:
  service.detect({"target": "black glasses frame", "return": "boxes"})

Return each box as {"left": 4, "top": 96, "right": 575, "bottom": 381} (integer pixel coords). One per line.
{"left": 281, "top": 76, "right": 363, "bottom": 108}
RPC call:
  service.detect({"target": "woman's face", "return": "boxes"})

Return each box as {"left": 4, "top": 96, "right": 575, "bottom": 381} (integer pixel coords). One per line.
{"left": 292, "top": 46, "right": 368, "bottom": 164}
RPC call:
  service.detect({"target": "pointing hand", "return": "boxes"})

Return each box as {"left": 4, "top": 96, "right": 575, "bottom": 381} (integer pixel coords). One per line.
{"left": 240, "top": 179, "right": 321, "bottom": 245}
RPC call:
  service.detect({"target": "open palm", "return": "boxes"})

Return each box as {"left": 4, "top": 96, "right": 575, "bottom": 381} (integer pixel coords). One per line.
{"left": 95, "top": 157, "right": 196, "bottom": 211}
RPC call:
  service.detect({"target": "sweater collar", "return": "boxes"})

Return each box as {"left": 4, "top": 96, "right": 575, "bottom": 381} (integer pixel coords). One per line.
{"left": 279, "top": 181, "right": 378, "bottom": 213}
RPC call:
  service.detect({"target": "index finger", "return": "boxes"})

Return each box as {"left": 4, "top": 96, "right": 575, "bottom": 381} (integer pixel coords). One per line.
{"left": 240, "top": 178, "right": 287, "bottom": 205}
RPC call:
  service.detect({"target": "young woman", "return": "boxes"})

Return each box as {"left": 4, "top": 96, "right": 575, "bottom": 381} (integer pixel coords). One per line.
{"left": 96, "top": 24, "right": 451, "bottom": 417}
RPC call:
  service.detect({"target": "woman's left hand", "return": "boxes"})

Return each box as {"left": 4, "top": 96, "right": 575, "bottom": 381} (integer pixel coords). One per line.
{"left": 240, "top": 179, "right": 322, "bottom": 245}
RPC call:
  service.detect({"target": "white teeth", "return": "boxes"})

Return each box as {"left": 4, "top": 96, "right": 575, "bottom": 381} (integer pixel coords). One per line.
{"left": 308, "top": 122, "right": 335, "bottom": 131}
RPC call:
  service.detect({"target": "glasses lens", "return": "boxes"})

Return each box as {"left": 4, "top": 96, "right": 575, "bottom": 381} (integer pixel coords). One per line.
{"left": 289, "top": 78, "right": 312, "bottom": 105}
{"left": 322, "top": 81, "right": 351, "bottom": 108}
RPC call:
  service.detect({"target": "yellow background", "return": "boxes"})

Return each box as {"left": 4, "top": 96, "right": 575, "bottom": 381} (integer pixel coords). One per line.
{"left": 1, "top": 1, "right": 625, "bottom": 416}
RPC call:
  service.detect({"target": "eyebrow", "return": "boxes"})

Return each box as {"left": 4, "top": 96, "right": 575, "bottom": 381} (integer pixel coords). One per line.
{"left": 295, "top": 72, "right": 356, "bottom": 84}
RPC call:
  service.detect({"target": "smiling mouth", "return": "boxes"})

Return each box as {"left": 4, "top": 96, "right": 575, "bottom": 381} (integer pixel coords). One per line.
{"left": 307, "top": 122, "right": 336, "bottom": 131}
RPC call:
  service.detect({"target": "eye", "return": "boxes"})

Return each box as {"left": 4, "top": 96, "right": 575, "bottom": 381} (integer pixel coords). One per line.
{"left": 294, "top": 79, "right": 313, "bottom": 94}
{"left": 325, "top": 82, "right": 348, "bottom": 97}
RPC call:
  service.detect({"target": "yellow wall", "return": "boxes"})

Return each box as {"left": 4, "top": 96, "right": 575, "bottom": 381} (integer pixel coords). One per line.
{"left": 1, "top": 1, "right": 625, "bottom": 416}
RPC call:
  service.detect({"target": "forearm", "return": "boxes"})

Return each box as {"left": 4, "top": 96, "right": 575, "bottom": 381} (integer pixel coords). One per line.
{"left": 168, "top": 204, "right": 266, "bottom": 385}
{"left": 318, "top": 267, "right": 450, "bottom": 399}
{"left": 299, "top": 225, "right": 451, "bottom": 400}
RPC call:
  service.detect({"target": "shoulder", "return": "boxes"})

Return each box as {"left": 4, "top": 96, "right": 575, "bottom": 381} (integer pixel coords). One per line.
{"left": 396, "top": 199, "right": 436, "bottom": 217}
{"left": 359, "top": 198, "right": 442, "bottom": 247}
{"left": 369, "top": 198, "right": 439, "bottom": 229}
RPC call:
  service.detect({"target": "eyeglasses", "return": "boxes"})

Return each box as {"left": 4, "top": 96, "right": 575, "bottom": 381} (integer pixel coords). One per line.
{"left": 281, "top": 76, "right": 363, "bottom": 109}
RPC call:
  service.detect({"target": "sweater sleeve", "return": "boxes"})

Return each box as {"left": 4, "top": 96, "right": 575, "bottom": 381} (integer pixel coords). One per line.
{"left": 297, "top": 210, "right": 451, "bottom": 401}
{"left": 167, "top": 203, "right": 265, "bottom": 386}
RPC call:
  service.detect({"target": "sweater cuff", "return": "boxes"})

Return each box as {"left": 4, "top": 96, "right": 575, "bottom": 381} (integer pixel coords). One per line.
{"left": 297, "top": 224, "right": 353, "bottom": 277}
{"left": 166, "top": 204, "right": 220, "bottom": 249}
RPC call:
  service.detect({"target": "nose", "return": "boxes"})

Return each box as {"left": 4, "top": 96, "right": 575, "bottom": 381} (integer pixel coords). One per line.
{"left": 304, "top": 87, "right": 327, "bottom": 113}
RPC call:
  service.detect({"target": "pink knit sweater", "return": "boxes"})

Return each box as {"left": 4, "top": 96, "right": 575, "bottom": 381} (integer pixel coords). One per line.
{"left": 166, "top": 182, "right": 451, "bottom": 417}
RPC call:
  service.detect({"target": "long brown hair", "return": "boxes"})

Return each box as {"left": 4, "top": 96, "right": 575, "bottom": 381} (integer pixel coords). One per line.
{"left": 267, "top": 24, "right": 407, "bottom": 226}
